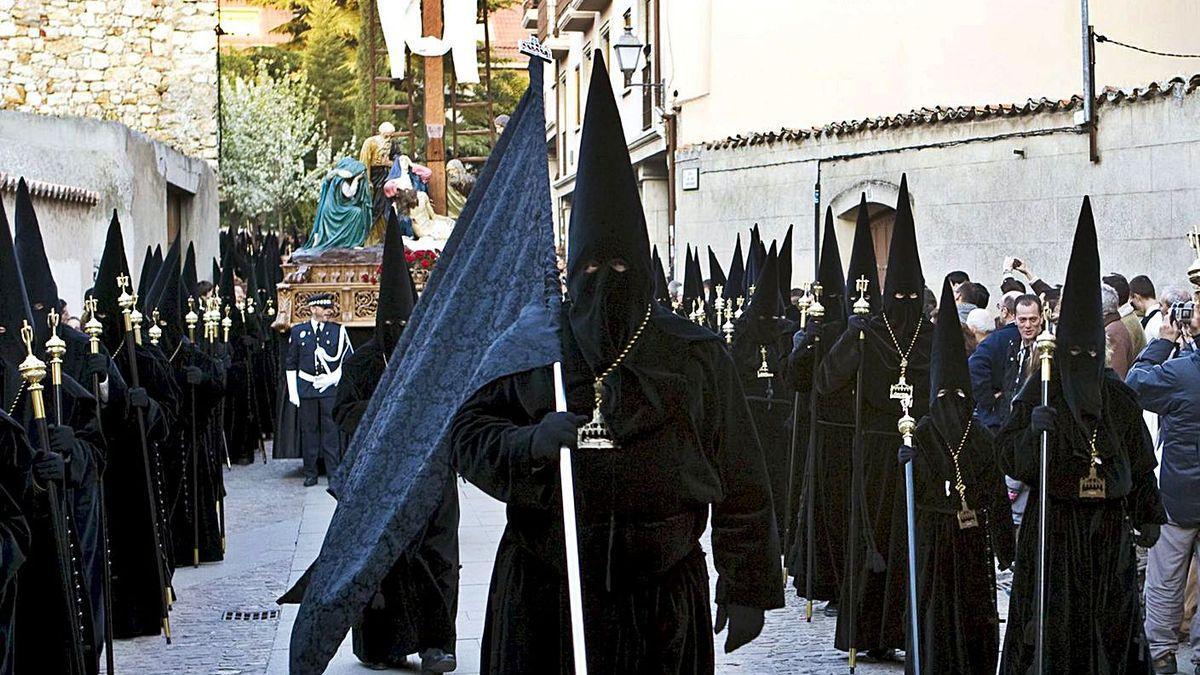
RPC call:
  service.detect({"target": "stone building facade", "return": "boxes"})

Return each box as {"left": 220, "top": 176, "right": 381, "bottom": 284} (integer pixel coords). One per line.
{"left": 0, "top": 0, "right": 219, "bottom": 162}
{"left": 674, "top": 75, "right": 1200, "bottom": 298}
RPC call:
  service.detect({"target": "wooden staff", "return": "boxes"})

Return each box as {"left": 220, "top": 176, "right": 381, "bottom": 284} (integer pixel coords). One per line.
{"left": 116, "top": 274, "right": 172, "bottom": 643}
{"left": 798, "top": 284, "right": 825, "bottom": 621}
{"left": 83, "top": 299, "right": 116, "bottom": 674}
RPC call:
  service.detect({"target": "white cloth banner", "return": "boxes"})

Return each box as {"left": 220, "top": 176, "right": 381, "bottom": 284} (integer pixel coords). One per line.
{"left": 377, "top": 0, "right": 480, "bottom": 84}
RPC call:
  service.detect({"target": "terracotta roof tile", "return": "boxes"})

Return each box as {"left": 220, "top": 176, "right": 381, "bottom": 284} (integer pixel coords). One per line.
{"left": 698, "top": 74, "right": 1200, "bottom": 150}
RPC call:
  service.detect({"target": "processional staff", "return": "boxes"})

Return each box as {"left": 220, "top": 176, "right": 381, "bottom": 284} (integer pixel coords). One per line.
{"left": 82, "top": 300, "right": 117, "bottom": 675}
{"left": 1033, "top": 299, "right": 1057, "bottom": 675}
{"left": 846, "top": 276, "right": 871, "bottom": 674}
{"left": 116, "top": 273, "right": 172, "bottom": 643}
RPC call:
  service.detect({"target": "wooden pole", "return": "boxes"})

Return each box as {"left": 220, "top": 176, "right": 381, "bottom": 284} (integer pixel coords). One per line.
{"left": 423, "top": 0, "right": 447, "bottom": 215}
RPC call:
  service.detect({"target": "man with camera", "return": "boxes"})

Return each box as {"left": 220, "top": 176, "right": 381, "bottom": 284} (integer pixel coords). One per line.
{"left": 1126, "top": 294, "right": 1200, "bottom": 675}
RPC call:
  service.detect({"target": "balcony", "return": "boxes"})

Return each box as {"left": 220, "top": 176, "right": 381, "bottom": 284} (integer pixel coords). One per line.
{"left": 573, "top": 0, "right": 608, "bottom": 10}
{"left": 557, "top": 9, "right": 596, "bottom": 33}
{"left": 522, "top": 7, "right": 538, "bottom": 29}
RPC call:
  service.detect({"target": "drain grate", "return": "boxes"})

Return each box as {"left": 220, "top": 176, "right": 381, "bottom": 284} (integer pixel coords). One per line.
{"left": 221, "top": 609, "right": 280, "bottom": 622}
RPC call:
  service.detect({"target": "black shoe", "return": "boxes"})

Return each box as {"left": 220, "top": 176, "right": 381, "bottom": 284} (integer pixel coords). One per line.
{"left": 823, "top": 601, "right": 839, "bottom": 618}
{"left": 303, "top": 477, "right": 318, "bottom": 487}
{"left": 1152, "top": 653, "right": 1177, "bottom": 674}
{"left": 420, "top": 648, "right": 457, "bottom": 673}
{"left": 866, "top": 648, "right": 896, "bottom": 661}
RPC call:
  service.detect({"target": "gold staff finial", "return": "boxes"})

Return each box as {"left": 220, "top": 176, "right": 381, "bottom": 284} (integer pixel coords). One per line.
{"left": 148, "top": 309, "right": 162, "bottom": 346}
{"left": 45, "top": 310, "right": 66, "bottom": 387}
{"left": 853, "top": 276, "right": 871, "bottom": 316}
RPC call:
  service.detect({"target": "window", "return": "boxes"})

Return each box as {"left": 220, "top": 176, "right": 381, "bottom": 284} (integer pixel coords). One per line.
{"left": 574, "top": 65, "right": 581, "bottom": 129}
{"left": 640, "top": 0, "right": 654, "bottom": 129}
{"left": 558, "top": 73, "right": 567, "bottom": 175}
{"left": 166, "top": 185, "right": 190, "bottom": 244}
{"left": 870, "top": 210, "right": 896, "bottom": 288}
{"left": 600, "top": 24, "right": 610, "bottom": 69}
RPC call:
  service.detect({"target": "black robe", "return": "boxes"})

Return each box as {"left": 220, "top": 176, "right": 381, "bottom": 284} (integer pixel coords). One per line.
{"left": 331, "top": 338, "right": 460, "bottom": 666}
{"left": 818, "top": 314, "right": 932, "bottom": 653}
{"left": 10, "top": 376, "right": 100, "bottom": 675}
{"left": 731, "top": 317, "right": 797, "bottom": 539}
{"left": 450, "top": 314, "right": 783, "bottom": 674}
{"left": 0, "top": 412, "right": 31, "bottom": 675}
{"left": 998, "top": 372, "right": 1163, "bottom": 674}
{"left": 103, "top": 342, "right": 176, "bottom": 638}
{"left": 910, "top": 416, "right": 1014, "bottom": 674}
{"left": 785, "top": 319, "right": 853, "bottom": 604}
{"left": 167, "top": 339, "right": 227, "bottom": 566}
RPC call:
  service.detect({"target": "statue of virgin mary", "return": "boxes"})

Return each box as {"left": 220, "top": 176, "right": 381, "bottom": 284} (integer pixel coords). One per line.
{"left": 300, "top": 157, "right": 374, "bottom": 252}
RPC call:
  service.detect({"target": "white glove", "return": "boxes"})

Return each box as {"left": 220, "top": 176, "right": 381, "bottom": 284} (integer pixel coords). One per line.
{"left": 286, "top": 370, "right": 300, "bottom": 407}
{"left": 312, "top": 369, "right": 342, "bottom": 393}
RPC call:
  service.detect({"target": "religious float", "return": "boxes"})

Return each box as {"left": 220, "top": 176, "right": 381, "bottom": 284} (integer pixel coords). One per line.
{"left": 273, "top": 136, "right": 464, "bottom": 331}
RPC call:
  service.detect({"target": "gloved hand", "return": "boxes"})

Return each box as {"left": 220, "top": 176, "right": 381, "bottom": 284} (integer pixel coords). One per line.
{"left": 791, "top": 328, "right": 817, "bottom": 353}
{"left": 32, "top": 451, "right": 65, "bottom": 483}
{"left": 1136, "top": 523, "right": 1161, "bottom": 548}
{"left": 128, "top": 387, "right": 150, "bottom": 410}
{"left": 289, "top": 392, "right": 300, "bottom": 408}
{"left": 897, "top": 443, "right": 916, "bottom": 465}
{"left": 184, "top": 366, "right": 206, "bottom": 386}
{"left": 47, "top": 424, "right": 78, "bottom": 459}
{"left": 530, "top": 412, "right": 589, "bottom": 463}
{"left": 82, "top": 353, "right": 108, "bottom": 384}
{"left": 1030, "top": 405, "right": 1057, "bottom": 435}
{"left": 848, "top": 314, "right": 871, "bottom": 334}
{"left": 714, "top": 604, "right": 764, "bottom": 654}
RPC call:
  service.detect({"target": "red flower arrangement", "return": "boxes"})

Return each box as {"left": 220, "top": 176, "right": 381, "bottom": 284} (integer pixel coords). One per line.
{"left": 403, "top": 247, "right": 440, "bottom": 270}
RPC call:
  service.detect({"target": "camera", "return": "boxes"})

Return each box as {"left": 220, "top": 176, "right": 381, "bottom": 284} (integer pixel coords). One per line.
{"left": 1169, "top": 301, "right": 1195, "bottom": 326}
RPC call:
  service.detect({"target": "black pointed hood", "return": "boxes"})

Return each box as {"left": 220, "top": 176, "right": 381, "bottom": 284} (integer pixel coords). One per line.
{"left": 137, "top": 245, "right": 155, "bottom": 309}
{"left": 683, "top": 245, "right": 704, "bottom": 306}
{"left": 0, "top": 194, "right": 36, "bottom": 402}
{"left": 651, "top": 246, "right": 670, "bottom": 306}
{"left": 845, "top": 193, "right": 881, "bottom": 316}
{"left": 707, "top": 246, "right": 726, "bottom": 305}
{"left": 816, "top": 207, "right": 846, "bottom": 325}
{"left": 182, "top": 242, "right": 199, "bottom": 302}
{"left": 92, "top": 211, "right": 131, "bottom": 352}
{"left": 211, "top": 257, "right": 221, "bottom": 286}
{"left": 744, "top": 228, "right": 762, "bottom": 297}
{"left": 12, "top": 179, "right": 59, "bottom": 343}
{"left": 746, "top": 242, "right": 781, "bottom": 320}
{"left": 147, "top": 237, "right": 182, "bottom": 349}
{"left": 882, "top": 175, "right": 924, "bottom": 332}
{"left": 929, "top": 276, "right": 974, "bottom": 441}
{"left": 1057, "top": 196, "right": 1105, "bottom": 427}
{"left": 566, "top": 53, "right": 653, "bottom": 370}
{"left": 724, "top": 234, "right": 745, "bottom": 300}
{"left": 778, "top": 224, "right": 793, "bottom": 309}
{"left": 217, "top": 240, "right": 243, "bottom": 340}
{"left": 376, "top": 211, "right": 416, "bottom": 353}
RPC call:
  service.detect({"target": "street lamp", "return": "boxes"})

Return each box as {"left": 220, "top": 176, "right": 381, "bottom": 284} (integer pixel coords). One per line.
{"left": 613, "top": 22, "right": 645, "bottom": 79}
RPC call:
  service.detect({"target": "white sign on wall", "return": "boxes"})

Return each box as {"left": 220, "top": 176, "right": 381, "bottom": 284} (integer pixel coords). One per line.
{"left": 681, "top": 166, "right": 700, "bottom": 191}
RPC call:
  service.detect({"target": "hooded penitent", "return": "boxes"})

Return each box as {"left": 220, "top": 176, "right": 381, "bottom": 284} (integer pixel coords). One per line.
{"left": 707, "top": 246, "right": 726, "bottom": 307}
{"left": 376, "top": 211, "right": 417, "bottom": 354}
{"left": 182, "top": 242, "right": 200, "bottom": 305}
{"left": 817, "top": 207, "right": 846, "bottom": 326}
{"left": 566, "top": 56, "right": 654, "bottom": 373}
{"left": 146, "top": 237, "right": 183, "bottom": 351}
{"left": 0, "top": 195, "right": 34, "bottom": 404}
{"left": 1055, "top": 196, "right": 1105, "bottom": 428}
{"left": 725, "top": 234, "right": 745, "bottom": 301}
{"left": 929, "top": 276, "right": 973, "bottom": 442}
{"left": 778, "top": 224, "right": 794, "bottom": 312}
{"left": 845, "top": 193, "right": 882, "bottom": 317}
{"left": 882, "top": 175, "right": 924, "bottom": 335}
{"left": 744, "top": 227, "right": 762, "bottom": 298}
{"left": 651, "top": 246, "right": 671, "bottom": 307}
{"left": 13, "top": 180, "right": 60, "bottom": 344}
{"left": 138, "top": 245, "right": 160, "bottom": 312}
{"left": 92, "top": 211, "right": 132, "bottom": 353}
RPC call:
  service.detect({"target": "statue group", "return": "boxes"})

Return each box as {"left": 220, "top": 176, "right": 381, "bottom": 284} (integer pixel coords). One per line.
{"left": 301, "top": 123, "right": 472, "bottom": 254}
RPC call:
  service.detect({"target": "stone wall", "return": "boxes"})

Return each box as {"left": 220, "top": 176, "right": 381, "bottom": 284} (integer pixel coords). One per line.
{"left": 0, "top": 0, "right": 219, "bottom": 162}
{"left": 674, "top": 81, "right": 1200, "bottom": 301}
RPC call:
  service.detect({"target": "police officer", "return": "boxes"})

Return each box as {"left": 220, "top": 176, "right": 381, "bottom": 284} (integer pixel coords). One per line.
{"left": 286, "top": 294, "right": 353, "bottom": 486}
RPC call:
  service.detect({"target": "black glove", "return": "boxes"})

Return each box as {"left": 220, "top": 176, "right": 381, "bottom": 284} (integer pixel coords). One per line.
{"left": 82, "top": 352, "right": 108, "bottom": 384}
{"left": 847, "top": 314, "right": 871, "bottom": 333}
{"left": 32, "top": 451, "right": 64, "bottom": 483}
{"left": 128, "top": 387, "right": 150, "bottom": 410}
{"left": 714, "top": 604, "right": 764, "bottom": 654}
{"left": 897, "top": 443, "right": 916, "bottom": 465}
{"left": 184, "top": 366, "right": 206, "bottom": 385}
{"left": 47, "top": 424, "right": 77, "bottom": 459}
{"left": 1030, "top": 405, "right": 1057, "bottom": 435}
{"left": 1136, "top": 522, "right": 1161, "bottom": 548}
{"left": 529, "top": 412, "right": 589, "bottom": 463}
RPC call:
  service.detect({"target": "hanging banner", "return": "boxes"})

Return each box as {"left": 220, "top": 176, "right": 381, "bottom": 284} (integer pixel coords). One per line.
{"left": 377, "top": 0, "right": 481, "bottom": 84}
